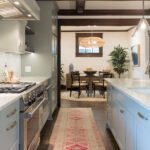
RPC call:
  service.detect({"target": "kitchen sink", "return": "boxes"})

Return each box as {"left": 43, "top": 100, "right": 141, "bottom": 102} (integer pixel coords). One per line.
{"left": 128, "top": 88, "right": 150, "bottom": 94}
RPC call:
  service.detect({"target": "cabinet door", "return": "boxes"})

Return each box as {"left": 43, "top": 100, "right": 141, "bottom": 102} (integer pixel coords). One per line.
{"left": 107, "top": 84, "right": 112, "bottom": 104}
{"left": 51, "top": 85, "right": 57, "bottom": 114}
{"left": 117, "top": 105, "right": 126, "bottom": 150}
{"left": 111, "top": 100, "right": 118, "bottom": 138}
{"left": 107, "top": 85, "right": 112, "bottom": 127}
{"left": 136, "top": 112, "right": 150, "bottom": 150}
{"left": 107, "top": 104, "right": 112, "bottom": 128}
{"left": 0, "top": 21, "right": 26, "bottom": 52}
{"left": 125, "top": 110, "right": 136, "bottom": 150}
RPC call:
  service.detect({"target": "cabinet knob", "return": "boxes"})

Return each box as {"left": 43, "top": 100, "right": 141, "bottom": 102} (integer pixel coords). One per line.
{"left": 137, "top": 112, "right": 148, "bottom": 121}
{"left": 120, "top": 109, "right": 124, "bottom": 114}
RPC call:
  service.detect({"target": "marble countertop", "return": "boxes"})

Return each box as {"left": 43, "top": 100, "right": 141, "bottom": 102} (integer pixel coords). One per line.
{"left": 0, "top": 94, "right": 21, "bottom": 111}
{"left": 0, "top": 76, "right": 50, "bottom": 111}
{"left": 105, "top": 79, "right": 150, "bottom": 111}
{"left": 20, "top": 76, "right": 50, "bottom": 84}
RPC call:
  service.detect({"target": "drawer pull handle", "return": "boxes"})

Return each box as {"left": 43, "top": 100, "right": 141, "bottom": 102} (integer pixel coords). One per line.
{"left": 6, "top": 109, "right": 17, "bottom": 118}
{"left": 120, "top": 109, "right": 124, "bottom": 114}
{"left": 137, "top": 112, "right": 148, "bottom": 120}
{"left": 6, "top": 121, "right": 17, "bottom": 131}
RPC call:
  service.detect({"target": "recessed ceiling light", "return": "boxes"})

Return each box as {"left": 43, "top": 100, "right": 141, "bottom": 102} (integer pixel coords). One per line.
{"left": 14, "top": 1, "right": 20, "bottom": 5}
{"left": 27, "top": 14, "right": 32, "bottom": 17}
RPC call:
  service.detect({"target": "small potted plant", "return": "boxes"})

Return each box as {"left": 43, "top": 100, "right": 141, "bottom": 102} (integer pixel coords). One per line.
{"left": 109, "top": 45, "right": 129, "bottom": 78}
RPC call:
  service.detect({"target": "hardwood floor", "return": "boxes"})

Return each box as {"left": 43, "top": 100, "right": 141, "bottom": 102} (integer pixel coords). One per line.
{"left": 38, "top": 101, "right": 119, "bottom": 150}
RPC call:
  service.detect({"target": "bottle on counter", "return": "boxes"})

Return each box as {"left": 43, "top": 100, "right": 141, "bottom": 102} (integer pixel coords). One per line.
{"left": 4, "top": 64, "right": 8, "bottom": 82}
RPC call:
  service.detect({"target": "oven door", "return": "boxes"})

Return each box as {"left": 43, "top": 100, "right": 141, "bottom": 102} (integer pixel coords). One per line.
{"left": 20, "top": 96, "right": 46, "bottom": 150}
{"left": 39, "top": 90, "right": 50, "bottom": 130}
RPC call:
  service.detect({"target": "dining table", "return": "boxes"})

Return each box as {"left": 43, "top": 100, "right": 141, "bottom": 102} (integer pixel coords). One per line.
{"left": 83, "top": 70, "right": 97, "bottom": 96}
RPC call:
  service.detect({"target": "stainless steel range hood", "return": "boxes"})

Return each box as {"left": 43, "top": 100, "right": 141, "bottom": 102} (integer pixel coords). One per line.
{"left": 0, "top": 0, "right": 40, "bottom": 20}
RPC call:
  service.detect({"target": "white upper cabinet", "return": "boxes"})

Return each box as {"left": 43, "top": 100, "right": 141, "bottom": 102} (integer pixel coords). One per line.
{"left": 0, "top": 20, "right": 27, "bottom": 53}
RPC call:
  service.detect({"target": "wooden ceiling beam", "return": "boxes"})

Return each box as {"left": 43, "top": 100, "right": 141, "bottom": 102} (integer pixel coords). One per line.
{"left": 36, "top": 0, "right": 150, "bottom": 1}
{"left": 58, "top": 9, "right": 150, "bottom": 16}
{"left": 58, "top": 18, "right": 150, "bottom": 26}
{"left": 76, "top": 0, "right": 85, "bottom": 14}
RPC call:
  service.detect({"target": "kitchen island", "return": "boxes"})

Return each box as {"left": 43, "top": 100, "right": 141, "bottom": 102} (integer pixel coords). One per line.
{"left": 106, "top": 79, "right": 150, "bottom": 150}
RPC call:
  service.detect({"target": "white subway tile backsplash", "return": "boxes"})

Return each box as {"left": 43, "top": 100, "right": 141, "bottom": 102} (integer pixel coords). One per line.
{"left": 0, "top": 53, "right": 21, "bottom": 81}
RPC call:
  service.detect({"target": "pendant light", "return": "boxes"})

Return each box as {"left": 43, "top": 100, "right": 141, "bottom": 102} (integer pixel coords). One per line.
{"left": 132, "top": 0, "right": 149, "bottom": 37}
{"left": 79, "top": 36, "right": 105, "bottom": 48}
{"left": 79, "top": 26, "right": 105, "bottom": 48}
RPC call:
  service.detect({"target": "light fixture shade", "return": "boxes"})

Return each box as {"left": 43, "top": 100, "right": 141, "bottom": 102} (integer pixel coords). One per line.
{"left": 138, "top": 18, "right": 149, "bottom": 29}
{"left": 79, "top": 36, "right": 105, "bottom": 48}
{"left": 132, "top": 18, "right": 150, "bottom": 37}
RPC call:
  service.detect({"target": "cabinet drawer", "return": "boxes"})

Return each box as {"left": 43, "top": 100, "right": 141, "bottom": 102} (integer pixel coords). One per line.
{"left": 134, "top": 102, "right": 150, "bottom": 122}
{"left": 117, "top": 91, "right": 135, "bottom": 114}
{"left": 0, "top": 119, "right": 19, "bottom": 150}
{"left": 0, "top": 100, "right": 19, "bottom": 129}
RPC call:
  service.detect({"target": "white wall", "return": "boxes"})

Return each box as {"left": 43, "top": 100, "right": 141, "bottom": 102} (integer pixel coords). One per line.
{"left": 21, "top": 1, "right": 58, "bottom": 77}
{"left": 61, "top": 32, "right": 129, "bottom": 78}
{"left": 128, "top": 28, "right": 149, "bottom": 79}
{"left": 0, "top": 53, "right": 21, "bottom": 81}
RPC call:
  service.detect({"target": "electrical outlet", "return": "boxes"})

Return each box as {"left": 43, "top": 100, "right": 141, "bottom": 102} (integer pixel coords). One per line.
{"left": 25, "top": 66, "right": 31, "bottom": 73}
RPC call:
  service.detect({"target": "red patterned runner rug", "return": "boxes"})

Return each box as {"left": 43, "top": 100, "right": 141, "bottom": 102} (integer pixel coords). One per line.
{"left": 49, "top": 108, "right": 105, "bottom": 150}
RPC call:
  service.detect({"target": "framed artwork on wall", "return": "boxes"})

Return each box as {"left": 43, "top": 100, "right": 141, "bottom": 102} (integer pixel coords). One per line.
{"left": 131, "top": 44, "right": 140, "bottom": 67}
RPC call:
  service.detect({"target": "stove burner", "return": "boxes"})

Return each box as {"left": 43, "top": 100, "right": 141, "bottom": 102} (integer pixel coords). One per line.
{"left": 0, "top": 82, "right": 36, "bottom": 93}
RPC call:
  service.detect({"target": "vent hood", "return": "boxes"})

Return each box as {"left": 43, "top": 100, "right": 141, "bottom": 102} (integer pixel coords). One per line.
{"left": 0, "top": 0, "right": 40, "bottom": 20}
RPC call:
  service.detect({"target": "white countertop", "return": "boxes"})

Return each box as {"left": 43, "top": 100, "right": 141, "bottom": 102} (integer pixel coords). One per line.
{"left": 0, "top": 76, "right": 50, "bottom": 111}
{"left": 20, "top": 76, "right": 50, "bottom": 84}
{"left": 106, "top": 79, "right": 150, "bottom": 111}
{"left": 0, "top": 94, "right": 21, "bottom": 111}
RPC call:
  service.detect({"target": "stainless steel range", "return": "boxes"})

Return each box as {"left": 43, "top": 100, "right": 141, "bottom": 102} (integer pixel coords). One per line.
{"left": 20, "top": 80, "right": 50, "bottom": 150}
{"left": 0, "top": 80, "right": 50, "bottom": 150}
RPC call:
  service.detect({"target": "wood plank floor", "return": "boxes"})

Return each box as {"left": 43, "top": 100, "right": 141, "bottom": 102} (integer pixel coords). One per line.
{"left": 38, "top": 101, "right": 119, "bottom": 150}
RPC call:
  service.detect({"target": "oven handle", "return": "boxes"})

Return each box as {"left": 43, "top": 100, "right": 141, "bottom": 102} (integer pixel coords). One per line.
{"left": 25, "top": 97, "right": 46, "bottom": 119}
{"left": 46, "top": 84, "right": 52, "bottom": 91}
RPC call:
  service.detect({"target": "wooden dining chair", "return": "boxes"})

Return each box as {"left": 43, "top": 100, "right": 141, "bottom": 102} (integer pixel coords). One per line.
{"left": 93, "top": 71, "right": 113, "bottom": 98}
{"left": 70, "top": 71, "right": 89, "bottom": 98}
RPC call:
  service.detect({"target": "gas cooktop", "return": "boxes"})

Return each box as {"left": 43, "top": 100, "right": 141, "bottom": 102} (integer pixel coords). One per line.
{"left": 0, "top": 82, "right": 36, "bottom": 93}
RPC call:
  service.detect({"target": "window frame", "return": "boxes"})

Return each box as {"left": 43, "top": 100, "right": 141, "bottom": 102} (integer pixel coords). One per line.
{"left": 76, "top": 33, "right": 103, "bottom": 57}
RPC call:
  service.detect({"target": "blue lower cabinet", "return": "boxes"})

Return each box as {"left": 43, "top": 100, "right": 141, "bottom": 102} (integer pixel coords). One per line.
{"left": 125, "top": 110, "right": 136, "bottom": 150}
{"left": 117, "top": 104, "right": 126, "bottom": 150}
{"left": 136, "top": 111, "right": 150, "bottom": 150}
{"left": 107, "top": 85, "right": 138, "bottom": 150}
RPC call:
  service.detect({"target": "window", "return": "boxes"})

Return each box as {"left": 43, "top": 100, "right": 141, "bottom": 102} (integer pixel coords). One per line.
{"left": 76, "top": 33, "right": 103, "bottom": 57}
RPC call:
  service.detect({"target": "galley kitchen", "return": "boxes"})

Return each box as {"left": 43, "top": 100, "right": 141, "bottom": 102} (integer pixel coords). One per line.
{"left": 1, "top": 0, "right": 150, "bottom": 150}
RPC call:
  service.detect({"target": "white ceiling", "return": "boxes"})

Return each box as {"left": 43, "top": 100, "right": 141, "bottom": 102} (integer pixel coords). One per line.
{"left": 56, "top": 1, "right": 150, "bottom": 10}
{"left": 56, "top": 1, "right": 76, "bottom": 9}
{"left": 57, "top": 1, "right": 150, "bottom": 30}
{"left": 85, "top": 1, "right": 150, "bottom": 10}
{"left": 57, "top": 1, "right": 150, "bottom": 19}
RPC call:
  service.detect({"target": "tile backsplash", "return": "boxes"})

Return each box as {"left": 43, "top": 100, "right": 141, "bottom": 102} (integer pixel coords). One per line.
{"left": 0, "top": 53, "right": 21, "bottom": 81}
